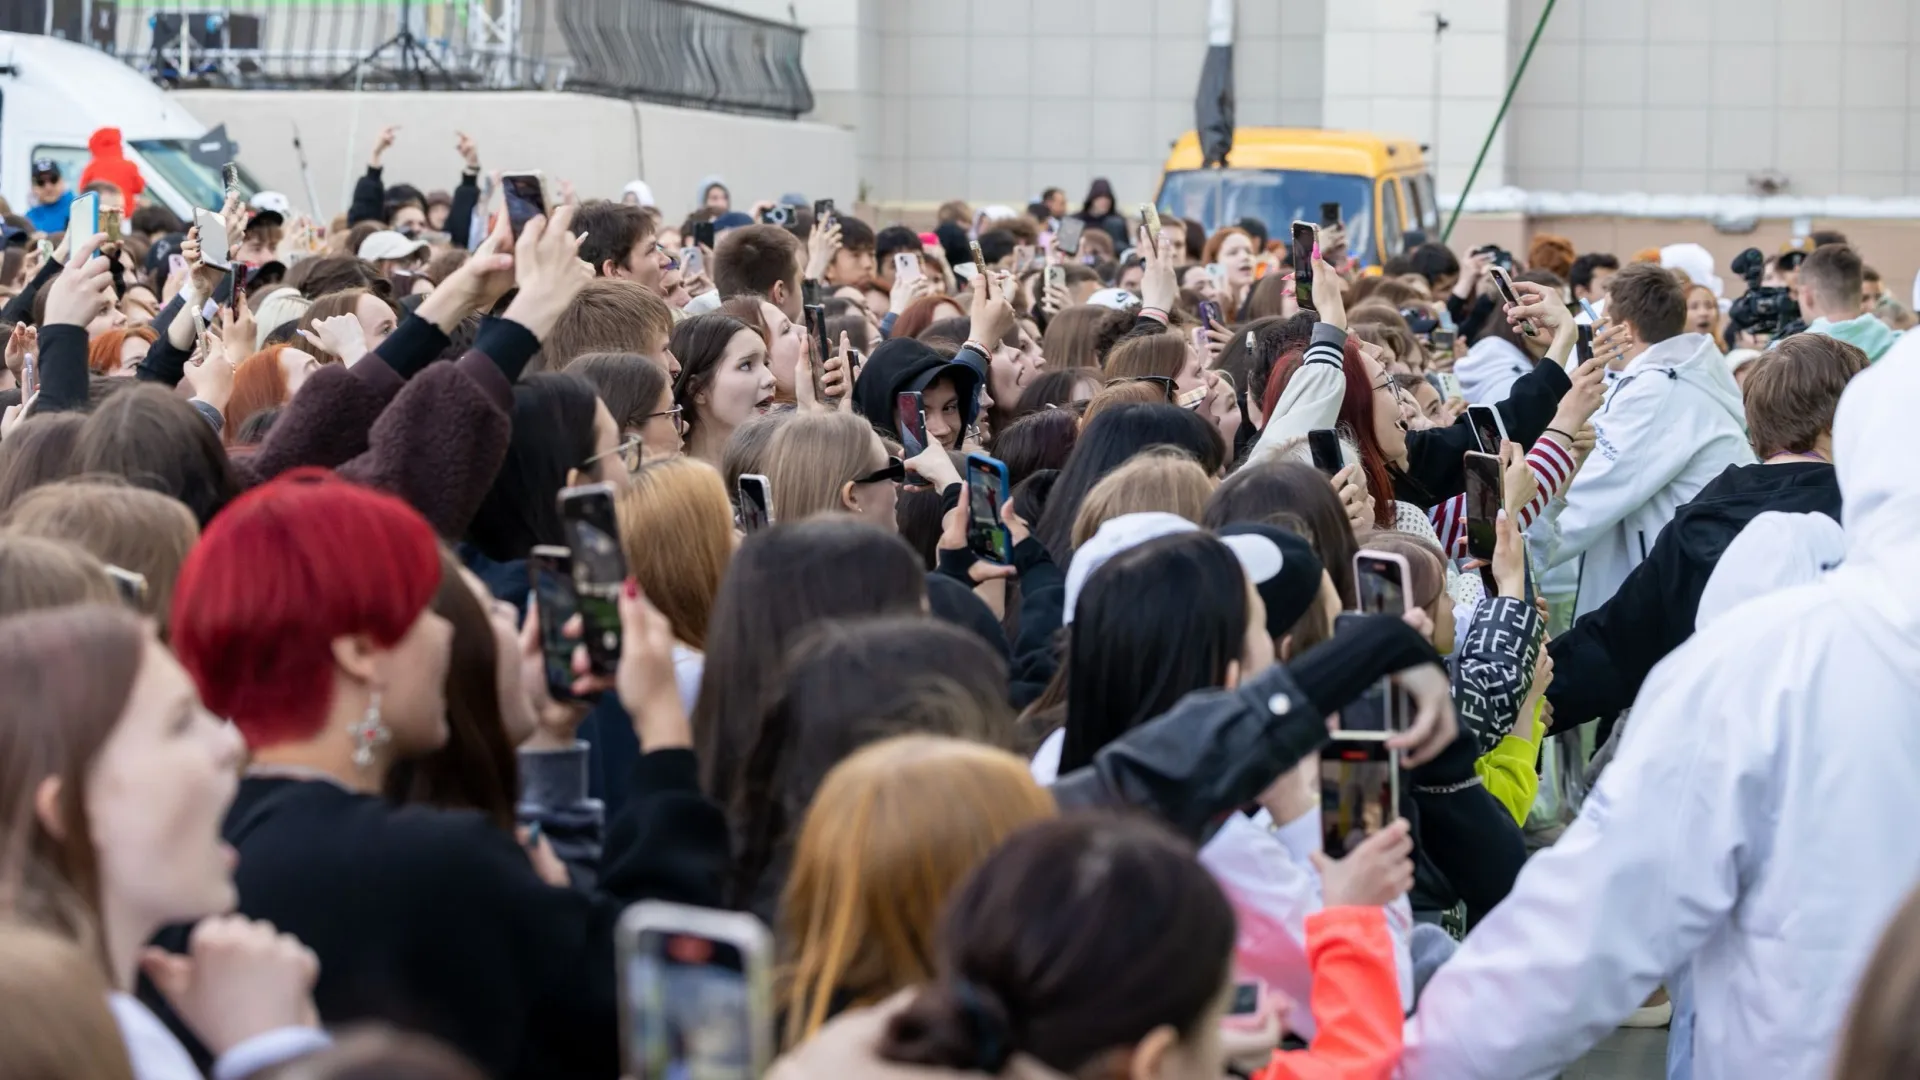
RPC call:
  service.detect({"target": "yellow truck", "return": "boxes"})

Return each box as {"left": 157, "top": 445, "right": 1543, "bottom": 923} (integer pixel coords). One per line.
{"left": 1156, "top": 128, "right": 1440, "bottom": 269}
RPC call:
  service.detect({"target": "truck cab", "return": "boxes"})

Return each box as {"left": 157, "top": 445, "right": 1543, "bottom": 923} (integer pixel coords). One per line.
{"left": 1156, "top": 128, "right": 1439, "bottom": 269}
{"left": 0, "top": 31, "right": 258, "bottom": 220}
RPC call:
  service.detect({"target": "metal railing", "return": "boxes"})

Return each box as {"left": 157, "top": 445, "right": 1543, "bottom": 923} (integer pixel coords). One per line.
{"left": 4, "top": 0, "right": 814, "bottom": 117}
{"left": 556, "top": 0, "right": 812, "bottom": 118}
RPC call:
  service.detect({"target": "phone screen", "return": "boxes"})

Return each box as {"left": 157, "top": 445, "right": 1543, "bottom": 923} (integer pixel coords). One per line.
{"left": 1355, "top": 554, "right": 1408, "bottom": 615}
{"left": 1463, "top": 451, "right": 1501, "bottom": 562}
{"left": 1467, "top": 405, "right": 1505, "bottom": 456}
{"left": 1229, "top": 981, "right": 1261, "bottom": 1015}
{"left": 896, "top": 391, "right": 927, "bottom": 456}
{"left": 894, "top": 251, "right": 922, "bottom": 284}
{"left": 737, "top": 475, "right": 772, "bottom": 533}
{"left": 1197, "top": 299, "right": 1223, "bottom": 329}
{"left": 625, "top": 930, "right": 755, "bottom": 1080}
{"left": 222, "top": 162, "right": 240, "bottom": 195}
{"left": 1320, "top": 756, "right": 1399, "bottom": 858}
{"left": 502, "top": 173, "right": 547, "bottom": 238}
{"left": 693, "top": 221, "right": 716, "bottom": 249}
{"left": 804, "top": 304, "right": 831, "bottom": 400}
{"left": 813, "top": 198, "right": 834, "bottom": 222}
{"left": 1308, "top": 429, "right": 1343, "bottom": 476}
{"left": 558, "top": 485, "right": 625, "bottom": 675}
{"left": 1055, "top": 215, "right": 1086, "bottom": 255}
{"left": 1576, "top": 323, "right": 1595, "bottom": 364}
{"left": 530, "top": 548, "right": 582, "bottom": 700}
{"left": 1431, "top": 327, "right": 1457, "bottom": 352}
{"left": 1291, "top": 222, "right": 1317, "bottom": 312}
{"left": 195, "top": 208, "right": 230, "bottom": 269}
{"left": 966, "top": 454, "right": 1013, "bottom": 564}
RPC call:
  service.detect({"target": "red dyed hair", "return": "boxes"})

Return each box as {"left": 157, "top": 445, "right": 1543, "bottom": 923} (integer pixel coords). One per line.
{"left": 223, "top": 346, "right": 293, "bottom": 443}
{"left": 892, "top": 293, "right": 964, "bottom": 341}
{"left": 86, "top": 326, "right": 157, "bottom": 376}
{"left": 169, "top": 468, "right": 442, "bottom": 748}
{"left": 1262, "top": 336, "right": 1396, "bottom": 527}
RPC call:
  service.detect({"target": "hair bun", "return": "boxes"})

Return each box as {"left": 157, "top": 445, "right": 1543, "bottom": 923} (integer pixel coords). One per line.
{"left": 878, "top": 978, "right": 1016, "bottom": 1074}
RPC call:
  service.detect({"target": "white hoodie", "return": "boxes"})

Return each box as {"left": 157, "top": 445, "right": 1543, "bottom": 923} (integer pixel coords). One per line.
{"left": 1535, "top": 332, "right": 1754, "bottom": 616}
{"left": 1402, "top": 339, "right": 1920, "bottom": 1079}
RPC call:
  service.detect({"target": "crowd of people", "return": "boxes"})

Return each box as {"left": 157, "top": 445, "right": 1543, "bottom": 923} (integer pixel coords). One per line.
{"left": 0, "top": 121, "right": 1916, "bottom": 1080}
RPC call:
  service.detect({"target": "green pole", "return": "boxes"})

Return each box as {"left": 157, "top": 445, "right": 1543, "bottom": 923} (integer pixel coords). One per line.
{"left": 1441, "top": 0, "right": 1558, "bottom": 243}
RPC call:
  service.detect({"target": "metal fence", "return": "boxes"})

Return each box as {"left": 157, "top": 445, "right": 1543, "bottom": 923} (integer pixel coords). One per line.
{"left": 0, "top": 0, "right": 814, "bottom": 115}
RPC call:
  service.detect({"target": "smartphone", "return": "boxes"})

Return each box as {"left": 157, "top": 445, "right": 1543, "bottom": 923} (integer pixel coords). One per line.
{"left": 1291, "top": 222, "right": 1317, "bottom": 313}
{"left": 168, "top": 253, "right": 188, "bottom": 276}
{"left": 895, "top": 251, "right": 923, "bottom": 284}
{"left": 1308, "top": 429, "right": 1343, "bottom": 476}
{"left": 1578, "top": 297, "right": 1602, "bottom": 324}
{"left": 1319, "top": 751, "right": 1401, "bottom": 858}
{"left": 105, "top": 564, "right": 148, "bottom": 608}
{"left": 813, "top": 198, "right": 834, "bottom": 223}
{"left": 1488, "top": 265, "right": 1537, "bottom": 337}
{"left": 68, "top": 191, "right": 99, "bottom": 260}
{"left": 1466, "top": 403, "right": 1508, "bottom": 456}
{"left": 895, "top": 390, "right": 928, "bottom": 456}
{"left": 1435, "top": 371, "right": 1464, "bottom": 400}
{"left": 693, "top": 221, "right": 716, "bottom": 250}
{"left": 193, "top": 207, "right": 231, "bottom": 269}
{"left": 1044, "top": 264, "right": 1065, "bottom": 292}
{"left": 1463, "top": 450, "right": 1502, "bottom": 562}
{"left": 616, "top": 901, "right": 774, "bottom": 1080}
{"left": 803, "top": 303, "right": 831, "bottom": 401}
{"left": 19, "top": 353, "right": 36, "bottom": 401}
{"left": 1320, "top": 201, "right": 1343, "bottom": 228}
{"left": 680, "top": 246, "right": 703, "bottom": 278}
{"left": 965, "top": 453, "right": 1014, "bottom": 565}
{"left": 1055, "top": 214, "right": 1086, "bottom": 256}
{"left": 101, "top": 208, "right": 122, "bottom": 246}
{"left": 1223, "top": 979, "right": 1267, "bottom": 1033}
{"left": 222, "top": 162, "right": 240, "bottom": 197}
{"left": 529, "top": 546, "right": 585, "bottom": 701}
{"left": 737, "top": 474, "right": 773, "bottom": 534}
{"left": 1326, "top": 615, "right": 1405, "bottom": 752}
{"left": 968, "top": 240, "right": 988, "bottom": 281}
{"left": 228, "top": 272, "right": 245, "bottom": 317}
{"left": 501, "top": 171, "right": 548, "bottom": 239}
{"left": 1576, "top": 323, "right": 1595, "bottom": 365}
{"left": 1430, "top": 327, "right": 1457, "bottom": 353}
{"left": 1355, "top": 549, "right": 1412, "bottom": 616}
{"left": 1139, "top": 203, "right": 1162, "bottom": 239}
{"left": 556, "top": 483, "right": 625, "bottom": 675}
{"left": 1197, "top": 299, "right": 1224, "bottom": 329}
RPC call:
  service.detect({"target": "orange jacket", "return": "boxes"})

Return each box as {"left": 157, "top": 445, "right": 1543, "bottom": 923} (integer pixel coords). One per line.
{"left": 79, "top": 127, "right": 145, "bottom": 202}
{"left": 1252, "top": 906, "right": 1404, "bottom": 1080}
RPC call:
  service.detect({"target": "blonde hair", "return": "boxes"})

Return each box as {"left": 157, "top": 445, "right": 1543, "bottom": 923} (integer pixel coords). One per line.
{"left": 778, "top": 734, "right": 1056, "bottom": 1047}
{"left": 1069, "top": 448, "right": 1214, "bottom": 547}
{"left": 764, "top": 411, "right": 877, "bottom": 523}
{"left": 1103, "top": 331, "right": 1187, "bottom": 381}
{"left": 1080, "top": 379, "right": 1169, "bottom": 429}
{"left": 3, "top": 480, "right": 199, "bottom": 627}
{"left": 0, "top": 922, "right": 134, "bottom": 1080}
{"left": 615, "top": 458, "right": 733, "bottom": 648}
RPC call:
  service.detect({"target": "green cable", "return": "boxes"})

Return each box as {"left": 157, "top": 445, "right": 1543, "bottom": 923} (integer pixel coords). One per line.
{"left": 1441, "top": 0, "right": 1559, "bottom": 243}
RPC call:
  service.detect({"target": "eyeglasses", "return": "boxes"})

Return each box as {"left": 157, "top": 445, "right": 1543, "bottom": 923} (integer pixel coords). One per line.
{"left": 584, "top": 434, "right": 645, "bottom": 475}
{"left": 853, "top": 456, "right": 907, "bottom": 485}
{"left": 648, "top": 403, "right": 686, "bottom": 434}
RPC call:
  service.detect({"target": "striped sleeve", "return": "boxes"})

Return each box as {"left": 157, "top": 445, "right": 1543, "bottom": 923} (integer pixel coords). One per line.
{"left": 1517, "top": 437, "right": 1577, "bottom": 529}
{"left": 1303, "top": 322, "right": 1347, "bottom": 367}
{"left": 1431, "top": 495, "right": 1466, "bottom": 559}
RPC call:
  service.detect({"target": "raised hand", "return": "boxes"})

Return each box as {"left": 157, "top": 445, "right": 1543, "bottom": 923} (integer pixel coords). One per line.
{"left": 298, "top": 313, "right": 368, "bottom": 367}
{"left": 140, "top": 915, "right": 319, "bottom": 1056}
{"left": 499, "top": 205, "right": 590, "bottom": 341}
{"left": 1312, "top": 819, "right": 1415, "bottom": 907}
{"left": 370, "top": 124, "right": 398, "bottom": 167}
{"left": 456, "top": 130, "right": 480, "bottom": 172}
{"left": 43, "top": 234, "right": 115, "bottom": 328}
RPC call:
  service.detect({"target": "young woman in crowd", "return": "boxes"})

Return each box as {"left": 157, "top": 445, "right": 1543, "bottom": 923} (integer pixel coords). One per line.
{"left": 0, "top": 479, "right": 199, "bottom": 630}
{"left": 0, "top": 534, "right": 120, "bottom": 615}
{"left": 565, "top": 351, "right": 685, "bottom": 465}
{"left": 989, "top": 406, "right": 1078, "bottom": 487}
{"left": 1201, "top": 226, "right": 1259, "bottom": 316}
{"left": 222, "top": 344, "right": 325, "bottom": 440}
{"left": 1033, "top": 402, "right": 1225, "bottom": 564}
{"left": 1204, "top": 459, "right": 1362, "bottom": 606}
{"left": 1067, "top": 449, "right": 1214, "bottom": 548}
{"left": 777, "top": 734, "right": 1056, "bottom": 1046}
{"left": 616, "top": 457, "right": 734, "bottom": 709}
{"left": 764, "top": 410, "right": 906, "bottom": 529}
{"left": 1010, "top": 366, "right": 1100, "bottom": 416}
{"left": 720, "top": 296, "right": 809, "bottom": 406}
{"left": 0, "top": 604, "right": 331, "bottom": 1077}
{"left": 164, "top": 470, "right": 727, "bottom": 1080}
{"left": 672, "top": 312, "right": 777, "bottom": 467}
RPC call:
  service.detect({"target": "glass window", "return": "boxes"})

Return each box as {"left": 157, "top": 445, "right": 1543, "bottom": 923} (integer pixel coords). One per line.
{"left": 1405, "top": 175, "right": 1428, "bottom": 235}
{"left": 1156, "top": 169, "right": 1375, "bottom": 267}
{"left": 127, "top": 139, "right": 261, "bottom": 211}
{"left": 1414, "top": 173, "right": 1440, "bottom": 231}
{"left": 31, "top": 145, "right": 89, "bottom": 195}
{"left": 1380, "top": 178, "right": 1406, "bottom": 258}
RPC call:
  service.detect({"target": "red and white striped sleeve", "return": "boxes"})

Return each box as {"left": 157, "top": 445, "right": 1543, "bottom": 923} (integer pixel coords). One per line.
{"left": 1518, "top": 437, "right": 1577, "bottom": 528}
{"left": 1431, "top": 495, "right": 1467, "bottom": 559}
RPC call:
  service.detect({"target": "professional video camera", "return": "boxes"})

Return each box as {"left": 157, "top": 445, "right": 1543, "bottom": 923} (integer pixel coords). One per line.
{"left": 1727, "top": 248, "right": 1804, "bottom": 340}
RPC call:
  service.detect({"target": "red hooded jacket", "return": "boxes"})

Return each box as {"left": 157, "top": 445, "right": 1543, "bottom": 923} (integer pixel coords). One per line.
{"left": 79, "top": 127, "right": 145, "bottom": 202}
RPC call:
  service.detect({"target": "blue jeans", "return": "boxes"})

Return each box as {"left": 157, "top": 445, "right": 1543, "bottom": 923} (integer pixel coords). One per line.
{"left": 1666, "top": 966, "right": 1694, "bottom": 1080}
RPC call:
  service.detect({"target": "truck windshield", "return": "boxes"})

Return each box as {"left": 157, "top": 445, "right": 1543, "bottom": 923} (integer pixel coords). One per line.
{"left": 129, "top": 139, "right": 260, "bottom": 211}
{"left": 1156, "top": 169, "right": 1375, "bottom": 267}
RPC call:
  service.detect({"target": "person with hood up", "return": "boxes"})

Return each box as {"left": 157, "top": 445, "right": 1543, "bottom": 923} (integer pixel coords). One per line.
{"left": 621, "top": 180, "right": 655, "bottom": 208}
{"left": 696, "top": 175, "right": 730, "bottom": 216}
{"left": 1798, "top": 243, "right": 1903, "bottom": 362}
{"left": 850, "top": 337, "right": 982, "bottom": 453}
{"left": 78, "top": 127, "right": 144, "bottom": 203}
{"left": 1076, "top": 178, "right": 1131, "bottom": 251}
{"left": 1400, "top": 319, "right": 1920, "bottom": 1080}
{"left": 1528, "top": 263, "right": 1755, "bottom": 620}
{"left": 1545, "top": 334, "right": 1863, "bottom": 739}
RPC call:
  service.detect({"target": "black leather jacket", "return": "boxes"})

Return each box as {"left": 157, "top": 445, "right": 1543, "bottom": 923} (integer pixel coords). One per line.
{"left": 1052, "top": 615, "right": 1441, "bottom": 844}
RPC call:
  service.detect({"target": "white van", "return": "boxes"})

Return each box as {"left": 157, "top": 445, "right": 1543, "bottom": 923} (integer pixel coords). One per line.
{"left": 0, "top": 31, "right": 258, "bottom": 218}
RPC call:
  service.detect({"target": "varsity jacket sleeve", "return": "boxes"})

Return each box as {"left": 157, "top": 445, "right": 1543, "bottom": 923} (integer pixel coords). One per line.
{"left": 1430, "top": 438, "right": 1578, "bottom": 558}
{"left": 1250, "top": 322, "right": 1349, "bottom": 465}
{"left": 1451, "top": 595, "right": 1546, "bottom": 755}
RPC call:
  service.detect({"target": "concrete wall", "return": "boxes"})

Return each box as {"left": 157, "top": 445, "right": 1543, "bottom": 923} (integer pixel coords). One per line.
{"left": 1506, "top": 0, "right": 1920, "bottom": 199}
{"left": 172, "top": 89, "right": 859, "bottom": 223}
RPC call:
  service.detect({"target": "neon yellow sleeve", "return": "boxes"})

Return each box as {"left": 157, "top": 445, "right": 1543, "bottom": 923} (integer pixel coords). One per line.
{"left": 1475, "top": 701, "right": 1547, "bottom": 825}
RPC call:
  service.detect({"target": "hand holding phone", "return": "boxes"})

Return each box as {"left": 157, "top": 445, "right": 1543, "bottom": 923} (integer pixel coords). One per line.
{"left": 501, "top": 171, "right": 549, "bottom": 239}
{"left": 1488, "top": 266, "right": 1537, "bottom": 338}
{"left": 193, "top": 208, "right": 232, "bottom": 270}
{"left": 617, "top": 902, "right": 773, "bottom": 1080}
{"left": 894, "top": 251, "right": 922, "bottom": 284}
{"left": 1290, "top": 222, "right": 1317, "bottom": 314}
{"left": 1462, "top": 450, "right": 1502, "bottom": 562}
{"left": 1055, "top": 215, "right": 1086, "bottom": 257}
{"left": 557, "top": 483, "right": 626, "bottom": 675}
{"left": 1308, "top": 429, "right": 1344, "bottom": 476}
{"left": 529, "top": 546, "right": 585, "bottom": 701}
{"left": 895, "top": 390, "right": 928, "bottom": 456}
{"left": 965, "top": 454, "right": 1014, "bottom": 564}
{"left": 1466, "top": 403, "right": 1508, "bottom": 456}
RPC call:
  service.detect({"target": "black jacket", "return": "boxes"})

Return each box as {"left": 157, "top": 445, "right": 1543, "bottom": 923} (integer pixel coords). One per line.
{"left": 1052, "top": 614, "right": 1439, "bottom": 844}
{"left": 148, "top": 750, "right": 729, "bottom": 1079}
{"left": 1547, "top": 460, "right": 1842, "bottom": 736}
{"left": 1394, "top": 354, "right": 1570, "bottom": 507}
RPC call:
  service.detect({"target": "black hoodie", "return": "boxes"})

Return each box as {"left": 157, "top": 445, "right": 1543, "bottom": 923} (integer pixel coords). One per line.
{"left": 850, "top": 337, "right": 982, "bottom": 440}
{"left": 1547, "top": 460, "right": 1843, "bottom": 737}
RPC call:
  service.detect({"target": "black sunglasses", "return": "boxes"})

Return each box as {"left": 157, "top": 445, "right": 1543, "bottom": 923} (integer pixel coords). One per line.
{"left": 853, "top": 456, "right": 906, "bottom": 485}
{"left": 1116, "top": 374, "right": 1177, "bottom": 402}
